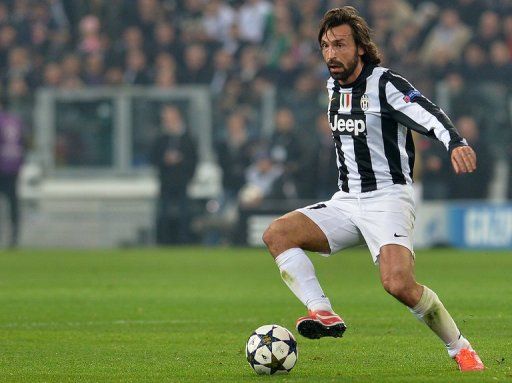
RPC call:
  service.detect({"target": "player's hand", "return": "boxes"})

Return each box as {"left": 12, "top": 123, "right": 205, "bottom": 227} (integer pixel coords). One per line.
{"left": 451, "top": 146, "right": 477, "bottom": 174}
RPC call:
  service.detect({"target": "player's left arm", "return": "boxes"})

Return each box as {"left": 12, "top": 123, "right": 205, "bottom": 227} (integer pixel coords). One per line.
{"left": 382, "top": 70, "right": 475, "bottom": 174}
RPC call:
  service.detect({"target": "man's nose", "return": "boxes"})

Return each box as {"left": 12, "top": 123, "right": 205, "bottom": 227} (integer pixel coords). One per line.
{"left": 324, "top": 46, "right": 336, "bottom": 59}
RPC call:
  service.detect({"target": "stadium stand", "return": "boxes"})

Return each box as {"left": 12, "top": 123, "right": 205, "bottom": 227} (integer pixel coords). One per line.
{"left": 0, "top": 0, "right": 510, "bottom": 246}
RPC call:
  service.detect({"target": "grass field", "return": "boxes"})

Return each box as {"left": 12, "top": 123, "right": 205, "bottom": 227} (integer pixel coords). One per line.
{"left": 0, "top": 247, "right": 511, "bottom": 382}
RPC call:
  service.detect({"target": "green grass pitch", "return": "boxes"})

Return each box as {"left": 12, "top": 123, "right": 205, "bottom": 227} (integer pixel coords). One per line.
{"left": 0, "top": 247, "right": 511, "bottom": 382}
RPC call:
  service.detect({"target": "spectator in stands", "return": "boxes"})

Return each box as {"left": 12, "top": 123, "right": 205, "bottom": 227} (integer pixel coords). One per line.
{"left": 443, "top": 72, "right": 471, "bottom": 118}
{"left": 104, "top": 66, "right": 124, "bottom": 85}
{"left": 201, "top": 0, "right": 235, "bottom": 50}
{"left": 239, "top": 149, "right": 283, "bottom": 208}
{"left": 266, "top": 49, "right": 302, "bottom": 91}
{"left": 285, "top": 73, "right": 322, "bottom": 134}
{"left": 0, "top": 25, "right": 18, "bottom": 70}
{"left": 30, "top": 21, "right": 50, "bottom": 59}
{"left": 296, "top": 0, "right": 324, "bottom": 25}
{"left": 6, "top": 47, "right": 33, "bottom": 85}
{"left": 264, "top": 2, "right": 293, "bottom": 68}
{"left": 178, "top": 0, "right": 206, "bottom": 44}
{"left": 418, "top": 136, "right": 452, "bottom": 200}
{"left": 305, "top": 113, "right": 339, "bottom": 200}
{"left": 489, "top": 40, "right": 512, "bottom": 84}
{"left": 152, "top": 52, "right": 177, "bottom": 88}
{"left": 177, "top": 43, "right": 212, "bottom": 85}
{"left": 296, "top": 18, "right": 321, "bottom": 66}
{"left": 368, "top": 0, "right": 415, "bottom": 38}
{"left": 420, "top": 8, "right": 471, "bottom": 65}
{"left": 113, "top": 25, "right": 145, "bottom": 66}
{"left": 83, "top": 53, "right": 105, "bottom": 86}
{"left": 237, "top": 0, "right": 272, "bottom": 44}
{"left": 268, "top": 107, "right": 303, "bottom": 198}
{"left": 60, "top": 53, "right": 83, "bottom": 89}
{"left": 472, "top": 11, "right": 502, "bottom": 51}
{"left": 448, "top": 116, "right": 492, "bottom": 200}
{"left": 210, "top": 49, "right": 235, "bottom": 95}
{"left": 123, "top": 48, "right": 150, "bottom": 85}
{"left": 216, "top": 111, "right": 253, "bottom": 204}
{"left": 154, "top": 65, "right": 177, "bottom": 88}
{"left": 0, "top": 99, "right": 25, "bottom": 248}
{"left": 151, "top": 22, "right": 182, "bottom": 62}
{"left": 78, "top": 15, "right": 102, "bottom": 55}
{"left": 134, "top": 0, "right": 162, "bottom": 39}
{"left": 385, "top": 21, "right": 422, "bottom": 76}
{"left": 42, "top": 62, "right": 62, "bottom": 88}
{"left": 150, "top": 104, "right": 197, "bottom": 245}
{"left": 238, "top": 45, "right": 264, "bottom": 84}
{"left": 212, "top": 76, "right": 245, "bottom": 131}
{"left": 458, "top": 42, "right": 487, "bottom": 81}
{"left": 6, "top": 76, "right": 31, "bottom": 123}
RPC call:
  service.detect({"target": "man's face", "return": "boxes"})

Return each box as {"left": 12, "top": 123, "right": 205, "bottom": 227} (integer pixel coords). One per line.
{"left": 320, "top": 24, "right": 364, "bottom": 83}
{"left": 161, "top": 106, "right": 183, "bottom": 133}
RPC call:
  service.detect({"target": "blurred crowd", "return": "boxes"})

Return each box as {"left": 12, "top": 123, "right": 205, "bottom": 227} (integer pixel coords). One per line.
{"left": 0, "top": 0, "right": 511, "bottom": 243}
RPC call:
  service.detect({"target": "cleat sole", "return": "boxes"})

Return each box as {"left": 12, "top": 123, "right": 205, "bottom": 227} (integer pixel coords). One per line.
{"left": 296, "top": 319, "right": 346, "bottom": 339}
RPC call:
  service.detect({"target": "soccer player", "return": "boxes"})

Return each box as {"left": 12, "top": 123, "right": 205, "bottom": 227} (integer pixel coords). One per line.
{"left": 262, "top": 7, "right": 484, "bottom": 372}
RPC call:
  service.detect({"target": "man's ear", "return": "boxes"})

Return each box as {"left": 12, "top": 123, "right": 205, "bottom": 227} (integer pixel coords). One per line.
{"left": 358, "top": 46, "right": 365, "bottom": 57}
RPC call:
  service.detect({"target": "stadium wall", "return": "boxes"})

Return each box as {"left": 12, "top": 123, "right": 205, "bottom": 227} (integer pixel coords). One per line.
{"left": 3, "top": 180, "right": 511, "bottom": 249}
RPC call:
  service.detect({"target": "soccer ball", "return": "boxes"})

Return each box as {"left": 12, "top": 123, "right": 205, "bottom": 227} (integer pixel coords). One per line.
{"left": 245, "top": 324, "right": 298, "bottom": 375}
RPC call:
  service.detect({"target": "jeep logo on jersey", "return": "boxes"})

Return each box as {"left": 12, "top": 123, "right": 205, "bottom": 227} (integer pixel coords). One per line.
{"left": 329, "top": 115, "right": 366, "bottom": 136}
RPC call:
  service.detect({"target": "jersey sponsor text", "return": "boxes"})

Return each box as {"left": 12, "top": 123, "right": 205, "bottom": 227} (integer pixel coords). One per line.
{"left": 329, "top": 114, "right": 366, "bottom": 136}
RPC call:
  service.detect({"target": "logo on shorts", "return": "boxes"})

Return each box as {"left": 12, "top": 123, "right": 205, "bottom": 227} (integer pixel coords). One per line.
{"left": 308, "top": 203, "right": 327, "bottom": 210}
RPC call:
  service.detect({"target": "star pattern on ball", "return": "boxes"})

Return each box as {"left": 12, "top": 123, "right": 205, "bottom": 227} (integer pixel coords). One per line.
{"left": 246, "top": 324, "right": 298, "bottom": 375}
{"left": 267, "top": 352, "right": 289, "bottom": 374}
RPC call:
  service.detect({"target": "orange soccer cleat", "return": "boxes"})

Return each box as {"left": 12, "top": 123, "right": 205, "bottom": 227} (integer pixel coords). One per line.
{"left": 296, "top": 310, "right": 346, "bottom": 339}
{"left": 454, "top": 348, "right": 485, "bottom": 371}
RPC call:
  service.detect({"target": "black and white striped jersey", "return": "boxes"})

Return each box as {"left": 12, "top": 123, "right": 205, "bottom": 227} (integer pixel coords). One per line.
{"left": 327, "top": 64, "right": 466, "bottom": 194}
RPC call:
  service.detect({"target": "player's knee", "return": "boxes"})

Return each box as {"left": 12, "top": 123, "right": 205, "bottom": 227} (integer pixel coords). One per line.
{"left": 262, "top": 219, "right": 283, "bottom": 247}
{"left": 381, "top": 276, "right": 409, "bottom": 300}
{"left": 262, "top": 218, "right": 291, "bottom": 252}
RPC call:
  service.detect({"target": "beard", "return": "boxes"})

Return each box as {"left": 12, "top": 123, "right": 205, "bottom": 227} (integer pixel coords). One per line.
{"left": 327, "top": 52, "right": 360, "bottom": 82}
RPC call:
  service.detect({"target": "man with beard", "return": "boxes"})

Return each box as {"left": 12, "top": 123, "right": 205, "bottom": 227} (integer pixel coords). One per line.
{"left": 262, "top": 7, "right": 484, "bottom": 372}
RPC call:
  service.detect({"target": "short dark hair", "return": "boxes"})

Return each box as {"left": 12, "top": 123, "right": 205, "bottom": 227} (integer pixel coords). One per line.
{"left": 318, "top": 6, "right": 381, "bottom": 65}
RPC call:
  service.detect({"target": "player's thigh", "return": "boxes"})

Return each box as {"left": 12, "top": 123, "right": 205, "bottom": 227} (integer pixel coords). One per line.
{"left": 296, "top": 201, "right": 361, "bottom": 255}
{"left": 354, "top": 187, "right": 415, "bottom": 263}
{"left": 264, "top": 210, "right": 331, "bottom": 254}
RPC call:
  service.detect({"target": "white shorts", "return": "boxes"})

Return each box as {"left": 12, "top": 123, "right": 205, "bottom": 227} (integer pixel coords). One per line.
{"left": 297, "top": 184, "right": 416, "bottom": 264}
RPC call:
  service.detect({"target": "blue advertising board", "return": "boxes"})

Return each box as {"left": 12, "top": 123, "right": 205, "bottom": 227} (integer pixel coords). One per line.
{"left": 449, "top": 204, "right": 512, "bottom": 249}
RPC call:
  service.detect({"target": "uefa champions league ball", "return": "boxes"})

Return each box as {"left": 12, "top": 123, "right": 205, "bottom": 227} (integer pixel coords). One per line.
{"left": 245, "top": 324, "right": 298, "bottom": 375}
